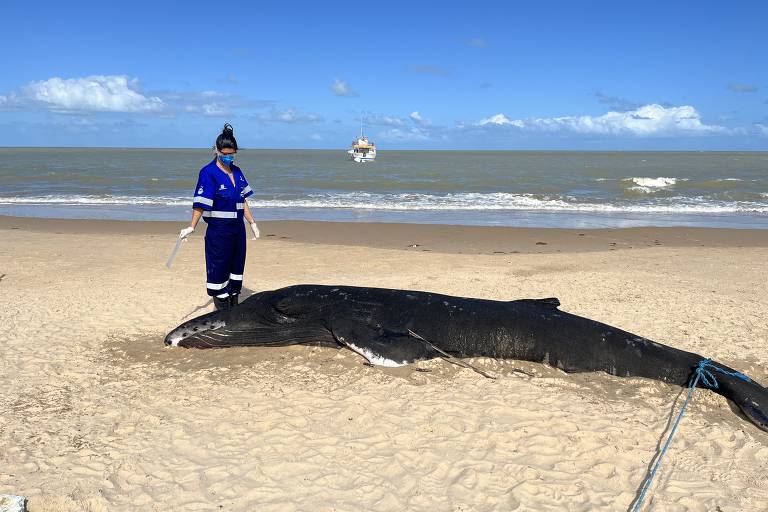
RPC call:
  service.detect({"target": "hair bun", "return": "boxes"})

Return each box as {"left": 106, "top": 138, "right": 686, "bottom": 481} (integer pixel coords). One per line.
{"left": 215, "top": 123, "right": 238, "bottom": 151}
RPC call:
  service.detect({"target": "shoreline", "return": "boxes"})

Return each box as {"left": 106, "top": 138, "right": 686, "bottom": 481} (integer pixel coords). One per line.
{"left": 3, "top": 214, "right": 768, "bottom": 254}
{"left": 3, "top": 205, "right": 767, "bottom": 231}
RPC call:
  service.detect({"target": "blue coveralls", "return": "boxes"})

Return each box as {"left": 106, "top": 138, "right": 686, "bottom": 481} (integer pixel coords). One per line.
{"left": 192, "top": 159, "right": 254, "bottom": 300}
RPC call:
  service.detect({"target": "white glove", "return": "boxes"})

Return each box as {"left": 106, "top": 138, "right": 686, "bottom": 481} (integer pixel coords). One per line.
{"left": 179, "top": 226, "right": 195, "bottom": 239}
{"left": 250, "top": 222, "right": 260, "bottom": 240}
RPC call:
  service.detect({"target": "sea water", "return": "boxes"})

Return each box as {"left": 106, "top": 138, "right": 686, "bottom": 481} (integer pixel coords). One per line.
{"left": 1, "top": 148, "right": 766, "bottom": 228}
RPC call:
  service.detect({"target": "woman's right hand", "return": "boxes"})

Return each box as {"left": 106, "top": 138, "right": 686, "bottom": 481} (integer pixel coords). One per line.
{"left": 179, "top": 226, "right": 195, "bottom": 239}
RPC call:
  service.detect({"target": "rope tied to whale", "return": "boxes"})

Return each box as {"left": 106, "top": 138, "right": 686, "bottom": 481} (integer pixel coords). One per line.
{"left": 631, "top": 359, "right": 752, "bottom": 511}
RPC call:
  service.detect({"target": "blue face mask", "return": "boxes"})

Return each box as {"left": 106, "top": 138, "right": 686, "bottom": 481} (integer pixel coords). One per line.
{"left": 218, "top": 154, "right": 235, "bottom": 166}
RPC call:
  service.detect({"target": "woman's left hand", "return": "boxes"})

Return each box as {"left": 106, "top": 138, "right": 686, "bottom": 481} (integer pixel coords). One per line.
{"left": 250, "top": 222, "right": 260, "bottom": 240}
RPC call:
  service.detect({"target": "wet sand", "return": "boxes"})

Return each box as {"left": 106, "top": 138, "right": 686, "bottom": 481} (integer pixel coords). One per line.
{"left": 3, "top": 215, "right": 768, "bottom": 254}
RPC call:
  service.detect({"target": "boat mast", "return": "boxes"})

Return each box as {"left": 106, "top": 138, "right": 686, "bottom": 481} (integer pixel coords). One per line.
{"left": 360, "top": 113, "right": 364, "bottom": 138}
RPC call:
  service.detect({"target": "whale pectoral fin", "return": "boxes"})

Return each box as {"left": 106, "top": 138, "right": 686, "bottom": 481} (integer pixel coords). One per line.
{"left": 513, "top": 297, "right": 561, "bottom": 308}
{"left": 333, "top": 326, "right": 440, "bottom": 367}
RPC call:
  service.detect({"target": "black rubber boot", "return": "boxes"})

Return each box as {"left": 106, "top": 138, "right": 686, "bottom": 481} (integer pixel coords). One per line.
{"left": 213, "top": 296, "right": 230, "bottom": 311}
{"left": 229, "top": 294, "right": 239, "bottom": 308}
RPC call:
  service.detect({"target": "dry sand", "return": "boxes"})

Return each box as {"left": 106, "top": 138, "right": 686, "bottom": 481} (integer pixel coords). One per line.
{"left": 0, "top": 216, "right": 767, "bottom": 511}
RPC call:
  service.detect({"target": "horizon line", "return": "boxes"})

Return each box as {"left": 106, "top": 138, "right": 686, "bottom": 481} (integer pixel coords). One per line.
{"left": 1, "top": 146, "right": 767, "bottom": 153}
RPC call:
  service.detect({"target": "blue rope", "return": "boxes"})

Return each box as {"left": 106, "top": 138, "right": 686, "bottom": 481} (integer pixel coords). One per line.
{"left": 630, "top": 359, "right": 751, "bottom": 511}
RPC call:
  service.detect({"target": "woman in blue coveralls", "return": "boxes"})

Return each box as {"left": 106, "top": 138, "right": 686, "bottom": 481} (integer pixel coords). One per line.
{"left": 178, "top": 124, "right": 260, "bottom": 311}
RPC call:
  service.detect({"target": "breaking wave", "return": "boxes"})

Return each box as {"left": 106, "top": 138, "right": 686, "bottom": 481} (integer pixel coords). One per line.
{"left": 624, "top": 177, "right": 682, "bottom": 193}
{"left": 2, "top": 192, "right": 766, "bottom": 214}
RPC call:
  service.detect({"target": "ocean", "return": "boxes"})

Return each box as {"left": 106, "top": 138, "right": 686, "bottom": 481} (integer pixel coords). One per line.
{"left": 1, "top": 148, "right": 767, "bottom": 228}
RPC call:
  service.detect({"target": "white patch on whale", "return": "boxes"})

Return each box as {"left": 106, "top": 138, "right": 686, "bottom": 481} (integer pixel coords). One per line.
{"left": 340, "top": 338, "right": 408, "bottom": 367}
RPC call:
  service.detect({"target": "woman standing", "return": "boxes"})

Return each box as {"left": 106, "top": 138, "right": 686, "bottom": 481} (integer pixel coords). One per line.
{"left": 178, "top": 124, "right": 260, "bottom": 310}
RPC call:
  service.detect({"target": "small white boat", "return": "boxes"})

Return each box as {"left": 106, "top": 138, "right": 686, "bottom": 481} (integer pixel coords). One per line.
{"left": 347, "top": 117, "right": 376, "bottom": 163}
{"left": 347, "top": 136, "right": 376, "bottom": 163}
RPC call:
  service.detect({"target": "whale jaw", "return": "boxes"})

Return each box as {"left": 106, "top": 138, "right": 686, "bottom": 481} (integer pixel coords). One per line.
{"left": 164, "top": 311, "right": 227, "bottom": 347}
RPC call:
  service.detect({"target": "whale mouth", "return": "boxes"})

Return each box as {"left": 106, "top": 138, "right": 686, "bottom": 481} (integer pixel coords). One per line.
{"left": 164, "top": 311, "right": 227, "bottom": 347}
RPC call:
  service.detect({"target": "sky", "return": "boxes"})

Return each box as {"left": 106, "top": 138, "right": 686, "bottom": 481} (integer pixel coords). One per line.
{"left": 1, "top": 0, "right": 767, "bottom": 150}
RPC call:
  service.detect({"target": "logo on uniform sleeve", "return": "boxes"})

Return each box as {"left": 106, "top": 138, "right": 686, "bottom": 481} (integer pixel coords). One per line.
{"left": 219, "top": 184, "right": 226, "bottom": 190}
{"left": 197, "top": 186, "right": 204, "bottom": 194}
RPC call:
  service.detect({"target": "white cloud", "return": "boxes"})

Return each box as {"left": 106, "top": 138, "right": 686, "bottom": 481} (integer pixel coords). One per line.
{"left": 756, "top": 124, "right": 768, "bottom": 136}
{"left": 166, "top": 90, "right": 269, "bottom": 116}
{"left": 366, "top": 111, "right": 430, "bottom": 128}
{"left": 330, "top": 79, "right": 358, "bottom": 97}
{"left": 256, "top": 108, "right": 322, "bottom": 124}
{"left": 409, "top": 111, "right": 430, "bottom": 126}
{"left": 378, "top": 126, "right": 430, "bottom": 141}
{"left": 367, "top": 114, "right": 405, "bottom": 127}
{"left": 478, "top": 113, "right": 524, "bottom": 127}
{"left": 202, "top": 103, "right": 230, "bottom": 117}
{"left": 182, "top": 94, "right": 233, "bottom": 116}
{"left": 276, "top": 108, "right": 321, "bottom": 123}
{"left": 476, "top": 104, "right": 727, "bottom": 136}
{"left": 0, "top": 75, "right": 163, "bottom": 113}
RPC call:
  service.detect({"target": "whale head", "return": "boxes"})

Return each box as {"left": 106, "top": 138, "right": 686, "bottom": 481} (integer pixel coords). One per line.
{"left": 164, "top": 309, "right": 229, "bottom": 348}
{"left": 164, "top": 288, "right": 335, "bottom": 349}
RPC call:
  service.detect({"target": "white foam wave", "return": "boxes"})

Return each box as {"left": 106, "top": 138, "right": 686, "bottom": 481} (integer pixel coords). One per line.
{"left": 1, "top": 192, "right": 767, "bottom": 214}
{"left": 629, "top": 177, "right": 679, "bottom": 188}
{"left": 624, "top": 176, "right": 681, "bottom": 193}
{"left": 0, "top": 195, "right": 188, "bottom": 206}
{"left": 253, "top": 192, "right": 768, "bottom": 213}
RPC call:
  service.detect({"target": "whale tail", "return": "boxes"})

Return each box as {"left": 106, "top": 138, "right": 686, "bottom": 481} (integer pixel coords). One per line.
{"left": 740, "top": 401, "right": 768, "bottom": 432}
{"left": 714, "top": 367, "right": 768, "bottom": 432}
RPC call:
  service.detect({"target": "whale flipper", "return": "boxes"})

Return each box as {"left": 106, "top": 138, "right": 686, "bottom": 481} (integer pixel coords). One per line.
{"left": 333, "top": 325, "right": 440, "bottom": 367}
{"left": 513, "top": 297, "right": 561, "bottom": 308}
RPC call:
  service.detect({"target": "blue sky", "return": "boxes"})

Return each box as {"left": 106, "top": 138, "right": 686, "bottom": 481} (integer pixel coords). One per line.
{"left": 1, "top": 1, "right": 767, "bottom": 149}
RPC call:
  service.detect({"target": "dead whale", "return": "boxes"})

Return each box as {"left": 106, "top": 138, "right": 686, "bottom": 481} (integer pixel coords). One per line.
{"left": 165, "top": 284, "right": 768, "bottom": 432}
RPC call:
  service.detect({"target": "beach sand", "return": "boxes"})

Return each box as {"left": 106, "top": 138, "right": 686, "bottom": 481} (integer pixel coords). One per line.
{"left": 1, "top": 215, "right": 767, "bottom": 511}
